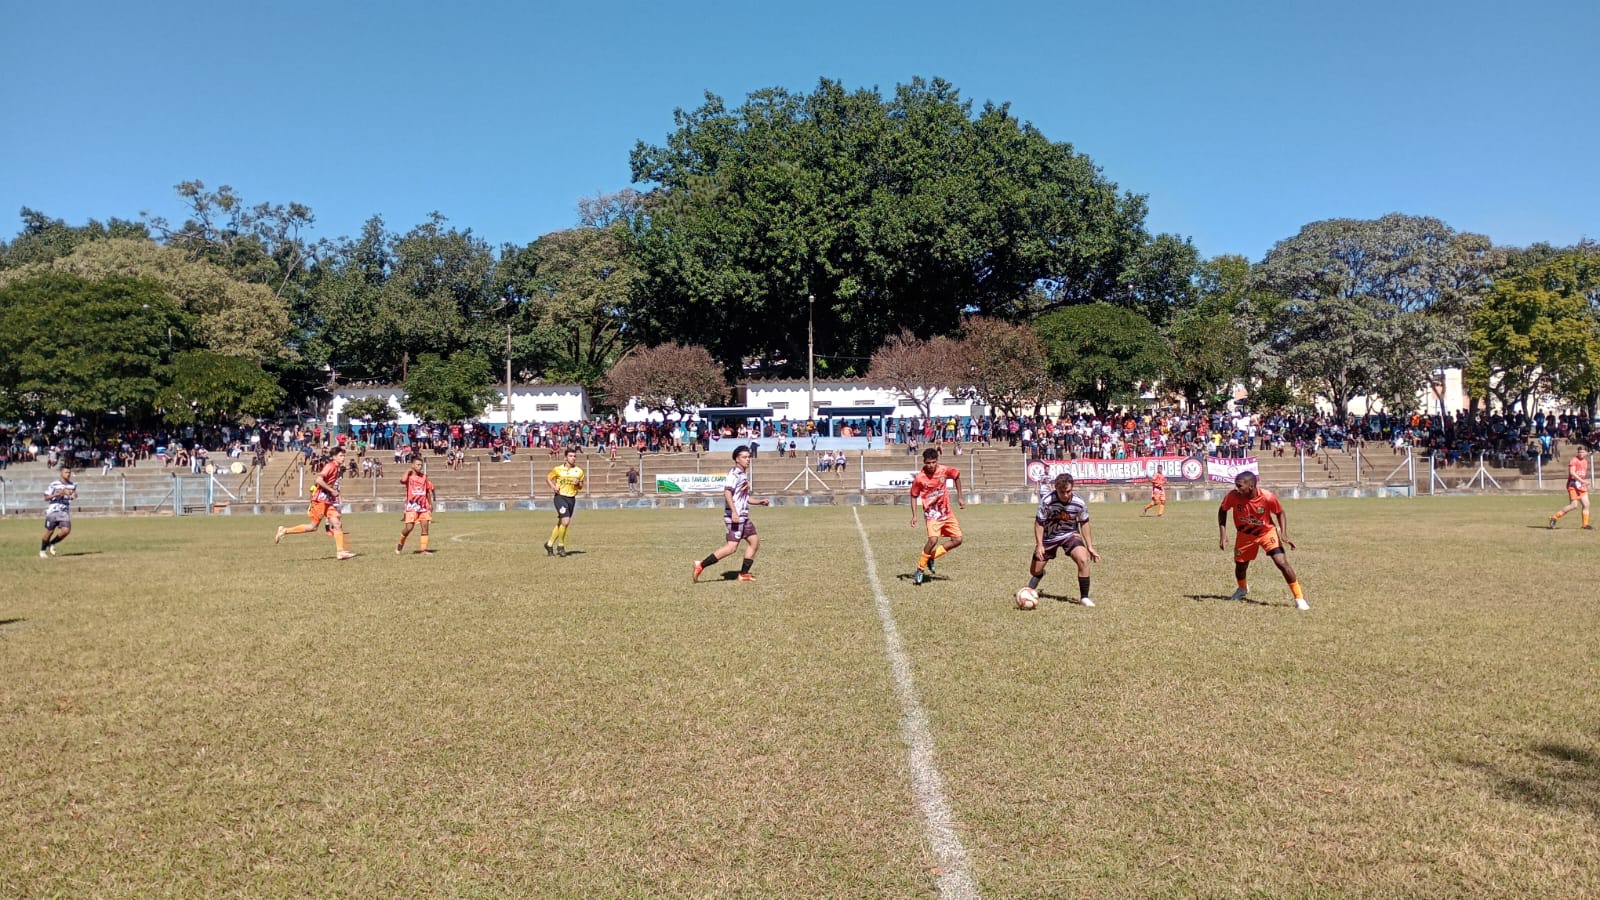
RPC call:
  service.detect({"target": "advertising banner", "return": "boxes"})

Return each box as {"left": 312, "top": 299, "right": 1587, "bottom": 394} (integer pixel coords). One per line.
{"left": 1025, "top": 455, "right": 1205, "bottom": 486}
{"left": 1205, "top": 455, "right": 1260, "bottom": 483}
{"left": 863, "top": 470, "right": 917, "bottom": 491}
{"left": 655, "top": 473, "right": 725, "bottom": 493}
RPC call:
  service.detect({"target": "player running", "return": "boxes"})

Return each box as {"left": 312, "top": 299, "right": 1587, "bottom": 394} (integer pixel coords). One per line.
{"left": 40, "top": 466, "right": 76, "bottom": 558}
{"left": 910, "top": 448, "right": 964, "bottom": 585}
{"left": 275, "top": 446, "right": 355, "bottom": 560}
{"left": 396, "top": 457, "right": 437, "bottom": 554}
{"left": 1029, "top": 473, "right": 1100, "bottom": 606}
{"left": 1218, "top": 471, "right": 1306, "bottom": 610}
{"left": 1142, "top": 468, "right": 1167, "bottom": 517}
{"left": 544, "top": 447, "right": 586, "bottom": 556}
{"left": 692, "top": 445, "right": 769, "bottom": 582}
{"left": 1549, "top": 445, "right": 1591, "bottom": 529}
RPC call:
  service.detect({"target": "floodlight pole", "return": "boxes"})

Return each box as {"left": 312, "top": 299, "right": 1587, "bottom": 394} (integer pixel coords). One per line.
{"left": 506, "top": 322, "right": 514, "bottom": 429}
{"left": 807, "top": 293, "right": 815, "bottom": 424}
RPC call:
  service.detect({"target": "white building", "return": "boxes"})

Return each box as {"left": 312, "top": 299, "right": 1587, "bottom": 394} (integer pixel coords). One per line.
{"left": 740, "top": 380, "right": 980, "bottom": 421}
{"left": 328, "top": 384, "right": 589, "bottom": 427}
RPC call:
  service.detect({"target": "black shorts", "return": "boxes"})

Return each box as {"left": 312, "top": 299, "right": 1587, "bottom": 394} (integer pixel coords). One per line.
{"left": 1039, "top": 532, "right": 1084, "bottom": 561}
{"left": 553, "top": 494, "right": 576, "bottom": 518}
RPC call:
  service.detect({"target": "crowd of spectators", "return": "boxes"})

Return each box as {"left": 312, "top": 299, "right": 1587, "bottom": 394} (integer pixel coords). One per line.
{"left": 3, "top": 408, "right": 1594, "bottom": 477}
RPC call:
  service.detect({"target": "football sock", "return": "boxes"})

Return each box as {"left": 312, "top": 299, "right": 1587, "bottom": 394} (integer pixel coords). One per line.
{"left": 1027, "top": 575, "right": 1042, "bottom": 589}
{"left": 419, "top": 534, "right": 429, "bottom": 551}
{"left": 1157, "top": 503, "right": 1165, "bottom": 515}
{"left": 1237, "top": 578, "right": 1249, "bottom": 590}
{"left": 918, "top": 552, "right": 932, "bottom": 571}
{"left": 1078, "top": 576, "right": 1091, "bottom": 599}
{"left": 1585, "top": 512, "right": 1591, "bottom": 527}
{"left": 1290, "top": 581, "right": 1304, "bottom": 600}
{"left": 557, "top": 524, "right": 569, "bottom": 544}
{"left": 334, "top": 532, "right": 347, "bottom": 553}
{"left": 285, "top": 523, "right": 316, "bottom": 535}
{"left": 739, "top": 558, "right": 753, "bottom": 574}
{"left": 700, "top": 553, "right": 720, "bottom": 569}
{"left": 931, "top": 545, "right": 948, "bottom": 561}
{"left": 397, "top": 534, "right": 407, "bottom": 550}
{"left": 41, "top": 538, "right": 49, "bottom": 552}
{"left": 548, "top": 524, "right": 562, "bottom": 545}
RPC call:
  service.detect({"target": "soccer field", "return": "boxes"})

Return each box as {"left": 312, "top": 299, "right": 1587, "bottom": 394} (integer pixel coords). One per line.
{"left": 3, "top": 496, "right": 1598, "bottom": 897}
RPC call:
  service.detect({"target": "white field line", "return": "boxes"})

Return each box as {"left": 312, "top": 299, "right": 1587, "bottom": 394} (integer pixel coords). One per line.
{"left": 851, "top": 508, "right": 980, "bottom": 900}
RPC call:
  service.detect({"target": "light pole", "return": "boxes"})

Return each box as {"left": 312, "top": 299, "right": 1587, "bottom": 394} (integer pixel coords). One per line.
{"left": 807, "top": 293, "right": 815, "bottom": 427}
{"left": 505, "top": 321, "right": 514, "bottom": 429}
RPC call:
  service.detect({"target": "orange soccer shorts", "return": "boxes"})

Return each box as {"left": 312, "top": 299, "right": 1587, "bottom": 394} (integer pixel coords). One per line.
{"left": 1569, "top": 482, "right": 1588, "bottom": 501}
{"left": 1234, "top": 527, "right": 1282, "bottom": 563}
{"left": 1151, "top": 488, "right": 1166, "bottom": 503}
{"left": 925, "top": 517, "right": 963, "bottom": 540}
{"left": 307, "top": 500, "right": 341, "bottom": 524}
{"left": 403, "top": 509, "right": 432, "bottom": 525}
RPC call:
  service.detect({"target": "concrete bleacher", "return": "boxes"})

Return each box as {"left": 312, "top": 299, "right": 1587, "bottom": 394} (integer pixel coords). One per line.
{"left": 1, "top": 444, "right": 1576, "bottom": 517}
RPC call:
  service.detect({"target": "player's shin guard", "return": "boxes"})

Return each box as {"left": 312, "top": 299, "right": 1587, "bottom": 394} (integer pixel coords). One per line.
{"left": 1078, "top": 576, "right": 1091, "bottom": 599}
{"left": 548, "top": 524, "right": 562, "bottom": 545}
{"left": 931, "top": 544, "right": 948, "bottom": 560}
{"left": 419, "top": 534, "right": 429, "bottom": 551}
{"left": 917, "top": 552, "right": 932, "bottom": 571}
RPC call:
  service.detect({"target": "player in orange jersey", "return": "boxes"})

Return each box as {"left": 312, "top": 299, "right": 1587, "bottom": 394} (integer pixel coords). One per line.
{"left": 1218, "top": 470, "right": 1306, "bottom": 610}
{"left": 396, "top": 457, "right": 437, "bottom": 554}
{"left": 275, "top": 446, "right": 355, "bottom": 559}
{"left": 910, "top": 448, "right": 964, "bottom": 585}
{"left": 1142, "top": 468, "right": 1168, "bottom": 517}
{"left": 1549, "top": 444, "right": 1591, "bottom": 529}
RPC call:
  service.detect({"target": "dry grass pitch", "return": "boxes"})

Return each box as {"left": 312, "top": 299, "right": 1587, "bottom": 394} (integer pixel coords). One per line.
{"left": 3, "top": 495, "right": 1598, "bottom": 897}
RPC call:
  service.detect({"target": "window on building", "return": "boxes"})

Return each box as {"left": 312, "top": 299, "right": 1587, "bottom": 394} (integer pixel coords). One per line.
{"left": 941, "top": 397, "right": 964, "bottom": 406}
{"left": 854, "top": 399, "right": 877, "bottom": 406}
{"left": 536, "top": 403, "right": 559, "bottom": 412}
{"left": 770, "top": 401, "right": 789, "bottom": 410}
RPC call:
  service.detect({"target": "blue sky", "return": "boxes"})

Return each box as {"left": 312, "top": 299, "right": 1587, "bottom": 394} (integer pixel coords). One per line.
{"left": 3, "top": 0, "right": 1595, "bottom": 261}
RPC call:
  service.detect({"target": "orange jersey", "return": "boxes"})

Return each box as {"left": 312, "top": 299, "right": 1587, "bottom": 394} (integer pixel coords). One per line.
{"left": 401, "top": 469, "right": 434, "bottom": 511}
{"left": 1220, "top": 488, "right": 1282, "bottom": 536}
{"left": 1151, "top": 471, "right": 1167, "bottom": 489}
{"left": 910, "top": 465, "right": 959, "bottom": 521}
{"left": 1568, "top": 456, "right": 1588, "bottom": 485}
{"left": 313, "top": 460, "right": 342, "bottom": 504}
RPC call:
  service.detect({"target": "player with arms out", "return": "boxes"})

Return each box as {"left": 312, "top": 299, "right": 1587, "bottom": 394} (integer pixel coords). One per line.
{"left": 1142, "top": 467, "right": 1167, "bottom": 517}
{"left": 692, "top": 445, "right": 769, "bottom": 582}
{"left": 545, "top": 447, "right": 586, "bottom": 556}
{"left": 40, "top": 466, "right": 76, "bottom": 558}
{"left": 1218, "top": 471, "right": 1306, "bottom": 610}
{"left": 910, "top": 448, "right": 964, "bottom": 585}
{"left": 1029, "top": 473, "right": 1100, "bottom": 606}
{"left": 396, "top": 457, "right": 437, "bottom": 554}
{"left": 275, "top": 446, "right": 355, "bottom": 560}
{"left": 1548, "top": 445, "right": 1591, "bottom": 529}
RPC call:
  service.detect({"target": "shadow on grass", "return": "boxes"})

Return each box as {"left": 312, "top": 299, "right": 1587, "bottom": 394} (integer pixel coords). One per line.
{"left": 1455, "top": 739, "right": 1600, "bottom": 821}
{"left": 893, "top": 572, "right": 950, "bottom": 584}
{"left": 1037, "top": 591, "right": 1090, "bottom": 605}
{"left": 1183, "top": 593, "right": 1274, "bottom": 607}
{"left": 0, "top": 618, "right": 24, "bottom": 627}
{"left": 55, "top": 551, "right": 103, "bottom": 557}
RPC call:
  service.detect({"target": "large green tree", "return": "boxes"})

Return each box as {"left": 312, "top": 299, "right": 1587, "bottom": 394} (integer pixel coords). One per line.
{"left": 1467, "top": 248, "right": 1600, "bottom": 414}
{"left": 0, "top": 273, "right": 187, "bottom": 423}
{"left": 1255, "top": 214, "right": 1497, "bottom": 413}
{"left": 401, "top": 352, "right": 499, "bottom": 423}
{"left": 1035, "top": 303, "right": 1166, "bottom": 413}
{"left": 629, "top": 77, "right": 1187, "bottom": 375}
{"left": 157, "top": 352, "right": 285, "bottom": 425}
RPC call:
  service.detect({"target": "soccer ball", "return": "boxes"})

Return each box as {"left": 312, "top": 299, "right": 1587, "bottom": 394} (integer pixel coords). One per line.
{"left": 1015, "top": 587, "right": 1039, "bottom": 610}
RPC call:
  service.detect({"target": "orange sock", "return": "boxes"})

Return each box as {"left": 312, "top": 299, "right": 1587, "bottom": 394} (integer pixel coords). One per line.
{"left": 1554, "top": 511, "right": 1565, "bottom": 520}
{"left": 397, "top": 533, "right": 407, "bottom": 549}
{"left": 1157, "top": 503, "right": 1165, "bottom": 516}
{"left": 334, "top": 532, "right": 347, "bottom": 553}
{"left": 918, "top": 552, "right": 932, "bottom": 570}
{"left": 285, "top": 523, "right": 316, "bottom": 535}
{"left": 419, "top": 534, "right": 429, "bottom": 551}
{"left": 1290, "top": 581, "right": 1304, "bottom": 600}
{"left": 931, "top": 545, "right": 948, "bottom": 561}
{"left": 1584, "top": 512, "right": 1591, "bottom": 527}
{"left": 1237, "top": 578, "right": 1248, "bottom": 590}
